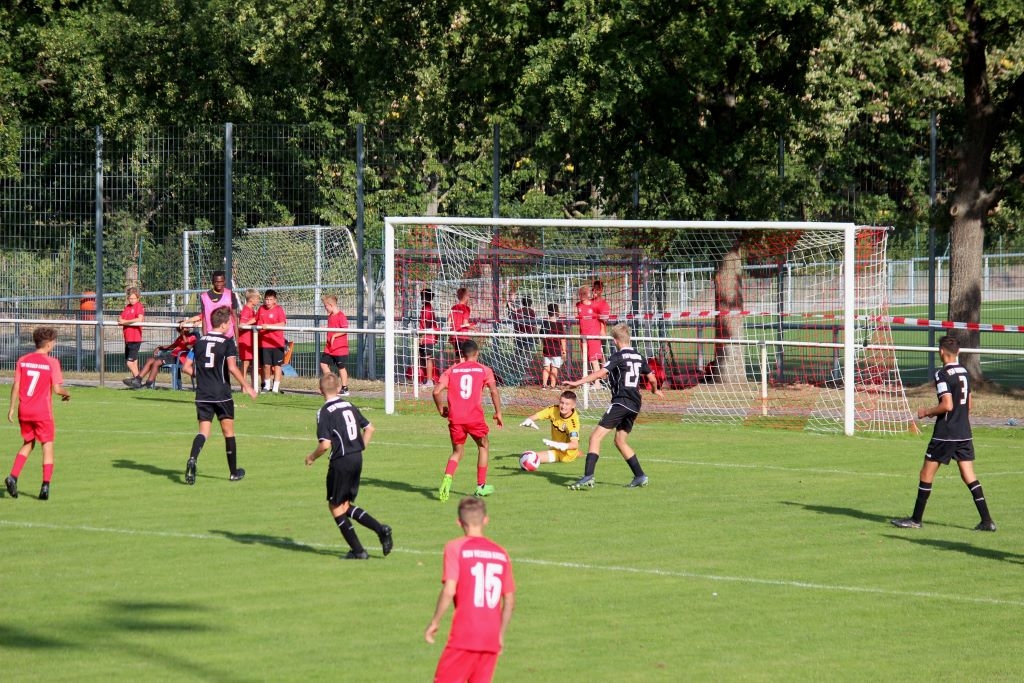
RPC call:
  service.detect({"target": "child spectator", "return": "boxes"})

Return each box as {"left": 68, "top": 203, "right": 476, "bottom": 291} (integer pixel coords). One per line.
{"left": 256, "top": 289, "right": 287, "bottom": 393}
{"left": 237, "top": 289, "right": 261, "bottom": 390}
{"left": 304, "top": 374, "right": 393, "bottom": 559}
{"left": 418, "top": 288, "right": 440, "bottom": 388}
{"left": 541, "top": 303, "right": 568, "bottom": 388}
{"left": 118, "top": 287, "right": 146, "bottom": 388}
{"left": 432, "top": 340, "right": 503, "bottom": 501}
{"left": 128, "top": 324, "right": 197, "bottom": 389}
{"left": 319, "top": 294, "right": 350, "bottom": 396}
{"left": 5, "top": 327, "right": 71, "bottom": 500}
{"left": 449, "top": 287, "right": 475, "bottom": 360}
{"left": 425, "top": 496, "right": 515, "bottom": 683}
{"left": 575, "top": 284, "right": 606, "bottom": 376}
{"left": 519, "top": 390, "right": 581, "bottom": 466}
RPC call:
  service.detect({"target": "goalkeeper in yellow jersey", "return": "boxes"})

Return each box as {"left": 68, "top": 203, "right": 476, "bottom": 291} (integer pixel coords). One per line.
{"left": 518, "top": 391, "right": 581, "bottom": 464}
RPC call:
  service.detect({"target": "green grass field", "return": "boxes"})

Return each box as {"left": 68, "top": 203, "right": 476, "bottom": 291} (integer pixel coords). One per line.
{"left": 2, "top": 386, "right": 1023, "bottom": 682}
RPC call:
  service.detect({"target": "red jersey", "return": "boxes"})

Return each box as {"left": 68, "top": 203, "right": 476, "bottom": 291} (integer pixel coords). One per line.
{"left": 450, "top": 303, "right": 472, "bottom": 343}
{"left": 419, "top": 303, "right": 439, "bottom": 345}
{"left": 13, "top": 352, "right": 64, "bottom": 422}
{"left": 592, "top": 296, "right": 611, "bottom": 325}
{"left": 576, "top": 300, "right": 603, "bottom": 337}
{"left": 256, "top": 304, "right": 287, "bottom": 349}
{"left": 237, "top": 304, "right": 258, "bottom": 348}
{"left": 325, "top": 310, "right": 349, "bottom": 355}
{"left": 165, "top": 332, "right": 197, "bottom": 361}
{"left": 441, "top": 535, "right": 515, "bottom": 653}
{"left": 438, "top": 361, "right": 496, "bottom": 425}
{"left": 120, "top": 301, "right": 145, "bottom": 342}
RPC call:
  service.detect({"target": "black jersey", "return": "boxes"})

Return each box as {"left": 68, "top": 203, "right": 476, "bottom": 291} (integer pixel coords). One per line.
{"left": 193, "top": 332, "right": 237, "bottom": 403}
{"left": 316, "top": 397, "right": 371, "bottom": 459}
{"left": 604, "top": 346, "right": 651, "bottom": 413}
{"left": 932, "top": 363, "right": 972, "bottom": 441}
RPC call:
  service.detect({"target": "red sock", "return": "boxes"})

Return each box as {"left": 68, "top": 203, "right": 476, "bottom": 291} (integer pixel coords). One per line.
{"left": 444, "top": 460, "right": 459, "bottom": 476}
{"left": 477, "top": 466, "right": 487, "bottom": 487}
{"left": 42, "top": 463, "right": 54, "bottom": 483}
{"left": 10, "top": 453, "right": 28, "bottom": 478}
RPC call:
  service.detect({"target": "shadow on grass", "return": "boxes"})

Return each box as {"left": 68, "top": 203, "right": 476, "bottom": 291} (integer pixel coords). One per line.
{"left": 361, "top": 475, "right": 441, "bottom": 501}
{"left": 883, "top": 535, "right": 1024, "bottom": 565}
{"left": 112, "top": 458, "right": 184, "bottom": 484}
{"left": 0, "top": 623, "right": 72, "bottom": 649}
{"left": 782, "top": 501, "right": 965, "bottom": 530}
{"left": 209, "top": 529, "right": 339, "bottom": 557}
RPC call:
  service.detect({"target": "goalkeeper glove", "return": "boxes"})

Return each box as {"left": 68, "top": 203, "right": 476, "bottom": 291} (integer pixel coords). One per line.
{"left": 520, "top": 419, "right": 539, "bottom": 430}
{"left": 543, "top": 438, "right": 569, "bottom": 452}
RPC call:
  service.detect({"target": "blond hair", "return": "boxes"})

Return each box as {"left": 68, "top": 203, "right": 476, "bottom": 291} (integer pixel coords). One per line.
{"left": 611, "top": 323, "right": 630, "bottom": 343}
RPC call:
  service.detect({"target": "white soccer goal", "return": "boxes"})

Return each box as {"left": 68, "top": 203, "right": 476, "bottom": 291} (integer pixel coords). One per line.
{"left": 183, "top": 225, "right": 360, "bottom": 316}
{"left": 383, "top": 217, "right": 914, "bottom": 435}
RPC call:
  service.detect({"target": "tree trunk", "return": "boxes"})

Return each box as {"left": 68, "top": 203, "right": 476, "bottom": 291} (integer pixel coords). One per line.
{"left": 947, "top": 206, "right": 984, "bottom": 379}
{"left": 704, "top": 243, "right": 746, "bottom": 383}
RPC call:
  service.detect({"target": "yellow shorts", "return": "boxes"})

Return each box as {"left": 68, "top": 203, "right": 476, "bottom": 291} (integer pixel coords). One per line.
{"left": 556, "top": 449, "right": 579, "bottom": 463}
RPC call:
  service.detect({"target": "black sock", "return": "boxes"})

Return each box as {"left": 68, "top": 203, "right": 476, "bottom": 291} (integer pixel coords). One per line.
{"left": 966, "top": 480, "right": 992, "bottom": 522}
{"left": 225, "top": 436, "right": 237, "bottom": 473}
{"left": 626, "top": 454, "right": 645, "bottom": 477}
{"left": 189, "top": 434, "right": 206, "bottom": 460}
{"left": 335, "top": 515, "right": 364, "bottom": 553}
{"left": 348, "top": 506, "right": 383, "bottom": 534}
{"left": 584, "top": 452, "right": 599, "bottom": 477}
{"left": 911, "top": 480, "right": 932, "bottom": 522}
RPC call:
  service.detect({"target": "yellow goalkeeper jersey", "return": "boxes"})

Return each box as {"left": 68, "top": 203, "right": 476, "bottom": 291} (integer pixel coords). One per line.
{"left": 537, "top": 405, "right": 581, "bottom": 462}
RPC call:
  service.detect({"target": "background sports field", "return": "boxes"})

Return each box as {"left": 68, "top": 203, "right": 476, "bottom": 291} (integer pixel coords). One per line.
{"left": 1, "top": 386, "right": 1023, "bottom": 681}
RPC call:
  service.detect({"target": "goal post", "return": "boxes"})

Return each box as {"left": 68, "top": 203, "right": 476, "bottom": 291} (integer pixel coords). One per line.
{"left": 383, "top": 217, "right": 913, "bottom": 435}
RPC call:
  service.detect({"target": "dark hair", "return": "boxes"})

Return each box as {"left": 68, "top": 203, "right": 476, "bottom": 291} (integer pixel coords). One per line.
{"left": 456, "top": 286, "right": 468, "bottom": 300}
{"left": 421, "top": 288, "right": 433, "bottom": 303}
{"left": 521, "top": 296, "right": 532, "bottom": 308}
{"left": 559, "top": 390, "right": 577, "bottom": 402}
{"left": 459, "top": 339, "right": 478, "bottom": 356}
{"left": 458, "top": 496, "right": 486, "bottom": 524}
{"left": 210, "top": 306, "right": 232, "bottom": 328}
{"left": 548, "top": 303, "right": 559, "bottom": 316}
{"left": 33, "top": 327, "right": 57, "bottom": 348}
{"left": 938, "top": 335, "right": 960, "bottom": 355}
{"left": 264, "top": 289, "right": 277, "bottom": 298}
{"left": 212, "top": 271, "right": 226, "bottom": 280}
{"left": 592, "top": 279, "right": 603, "bottom": 294}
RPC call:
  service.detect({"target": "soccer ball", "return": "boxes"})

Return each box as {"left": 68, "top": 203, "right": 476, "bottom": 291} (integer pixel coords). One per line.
{"left": 519, "top": 450, "right": 540, "bottom": 472}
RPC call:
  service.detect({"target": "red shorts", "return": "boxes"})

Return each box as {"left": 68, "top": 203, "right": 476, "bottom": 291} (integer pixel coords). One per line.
{"left": 20, "top": 419, "right": 55, "bottom": 444}
{"left": 584, "top": 338, "right": 604, "bottom": 362}
{"left": 434, "top": 647, "right": 499, "bottom": 683}
{"left": 448, "top": 421, "right": 489, "bottom": 445}
{"left": 238, "top": 342, "right": 254, "bottom": 362}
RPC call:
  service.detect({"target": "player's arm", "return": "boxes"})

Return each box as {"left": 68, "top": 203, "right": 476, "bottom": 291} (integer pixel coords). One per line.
{"left": 520, "top": 408, "right": 545, "bottom": 429}
{"left": 565, "top": 366, "right": 608, "bottom": 387}
{"left": 52, "top": 382, "right": 71, "bottom": 402}
{"left": 361, "top": 422, "right": 375, "bottom": 449}
{"left": 498, "top": 592, "right": 515, "bottom": 651}
{"left": 7, "top": 376, "right": 19, "bottom": 423}
{"left": 646, "top": 371, "right": 665, "bottom": 398}
{"left": 488, "top": 382, "right": 503, "bottom": 427}
{"left": 305, "top": 438, "right": 332, "bottom": 466}
{"left": 424, "top": 579, "right": 457, "bottom": 644}
{"left": 917, "top": 392, "right": 954, "bottom": 419}
{"left": 226, "top": 357, "right": 258, "bottom": 399}
{"left": 431, "top": 380, "right": 449, "bottom": 417}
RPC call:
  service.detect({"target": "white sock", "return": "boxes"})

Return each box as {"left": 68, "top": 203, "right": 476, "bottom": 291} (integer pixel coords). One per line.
{"left": 272, "top": 380, "right": 280, "bottom": 392}
{"left": 545, "top": 451, "right": 557, "bottom": 463}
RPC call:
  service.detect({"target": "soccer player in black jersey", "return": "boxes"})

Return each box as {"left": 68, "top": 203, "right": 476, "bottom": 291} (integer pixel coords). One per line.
{"left": 181, "top": 306, "right": 258, "bottom": 485}
{"left": 305, "top": 374, "right": 394, "bottom": 559}
{"left": 564, "top": 323, "right": 663, "bottom": 490}
{"left": 892, "top": 336, "right": 996, "bottom": 531}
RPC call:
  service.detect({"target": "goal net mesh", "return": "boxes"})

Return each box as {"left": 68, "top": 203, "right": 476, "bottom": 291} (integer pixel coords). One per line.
{"left": 389, "top": 220, "right": 914, "bottom": 434}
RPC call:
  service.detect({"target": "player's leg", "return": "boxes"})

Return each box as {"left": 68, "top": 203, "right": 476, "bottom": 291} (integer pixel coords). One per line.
{"left": 220, "top": 413, "right": 244, "bottom": 480}
{"left": 892, "top": 457, "right": 942, "bottom": 528}
{"left": 956, "top": 453, "right": 995, "bottom": 530}
{"left": 346, "top": 484, "right": 394, "bottom": 558}
{"left": 339, "top": 362, "right": 349, "bottom": 395}
{"left": 439, "top": 429, "right": 467, "bottom": 502}
{"left": 541, "top": 361, "right": 551, "bottom": 388}
{"left": 473, "top": 433, "right": 493, "bottom": 496}
{"left": 5, "top": 436, "right": 35, "bottom": 498}
{"left": 329, "top": 498, "right": 367, "bottom": 559}
{"left": 272, "top": 351, "right": 284, "bottom": 392}
{"left": 569, "top": 425, "right": 610, "bottom": 489}
{"left": 38, "top": 441, "right": 55, "bottom": 499}
{"left": 185, "top": 415, "right": 214, "bottom": 485}
{"left": 615, "top": 423, "right": 648, "bottom": 488}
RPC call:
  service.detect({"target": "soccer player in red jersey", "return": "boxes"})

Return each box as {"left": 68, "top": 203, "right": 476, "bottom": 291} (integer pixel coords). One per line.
{"left": 419, "top": 288, "right": 440, "bottom": 387}
{"left": 448, "top": 287, "right": 475, "bottom": 360}
{"left": 432, "top": 340, "right": 503, "bottom": 501}
{"left": 118, "top": 287, "right": 146, "bottom": 387}
{"left": 575, "top": 284, "right": 606, "bottom": 375}
{"left": 318, "top": 294, "right": 351, "bottom": 396}
{"left": 425, "top": 496, "right": 515, "bottom": 683}
{"left": 5, "top": 327, "right": 71, "bottom": 500}
{"left": 237, "top": 289, "right": 261, "bottom": 390}
{"left": 256, "top": 289, "right": 288, "bottom": 393}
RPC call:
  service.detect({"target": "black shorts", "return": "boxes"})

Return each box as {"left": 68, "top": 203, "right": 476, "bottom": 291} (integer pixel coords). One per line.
{"left": 598, "top": 403, "right": 638, "bottom": 433}
{"left": 125, "top": 342, "right": 142, "bottom": 362}
{"left": 326, "top": 453, "right": 363, "bottom": 505}
{"left": 320, "top": 352, "right": 347, "bottom": 370}
{"left": 196, "top": 400, "right": 235, "bottom": 423}
{"left": 925, "top": 439, "right": 975, "bottom": 465}
{"left": 260, "top": 347, "right": 285, "bottom": 366}
{"left": 418, "top": 343, "right": 438, "bottom": 360}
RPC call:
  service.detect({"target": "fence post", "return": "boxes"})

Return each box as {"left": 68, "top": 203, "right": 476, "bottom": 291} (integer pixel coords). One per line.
{"left": 224, "top": 122, "right": 234, "bottom": 279}
{"left": 927, "top": 110, "right": 937, "bottom": 375}
{"left": 94, "top": 126, "right": 105, "bottom": 379}
{"left": 356, "top": 123, "right": 366, "bottom": 378}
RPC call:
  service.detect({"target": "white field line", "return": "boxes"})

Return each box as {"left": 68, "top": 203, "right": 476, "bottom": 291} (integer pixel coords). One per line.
{"left": 2, "top": 519, "right": 1022, "bottom": 608}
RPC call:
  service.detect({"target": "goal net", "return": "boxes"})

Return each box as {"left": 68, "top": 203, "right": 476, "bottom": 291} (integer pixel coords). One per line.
{"left": 383, "top": 218, "right": 914, "bottom": 435}
{"left": 184, "top": 225, "right": 359, "bottom": 316}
